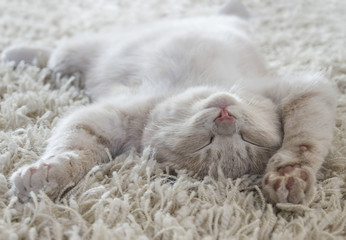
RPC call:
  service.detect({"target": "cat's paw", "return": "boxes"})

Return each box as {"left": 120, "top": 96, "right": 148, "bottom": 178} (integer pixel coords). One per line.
{"left": 262, "top": 164, "right": 315, "bottom": 204}
{"left": 2, "top": 45, "right": 50, "bottom": 67}
{"left": 10, "top": 162, "right": 68, "bottom": 201}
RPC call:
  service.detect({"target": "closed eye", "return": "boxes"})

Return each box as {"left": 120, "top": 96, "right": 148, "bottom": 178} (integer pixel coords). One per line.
{"left": 193, "top": 136, "right": 214, "bottom": 153}
{"left": 240, "top": 132, "right": 272, "bottom": 150}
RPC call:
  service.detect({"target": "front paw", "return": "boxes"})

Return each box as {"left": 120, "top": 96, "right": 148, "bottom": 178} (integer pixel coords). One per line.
{"left": 10, "top": 162, "right": 67, "bottom": 201}
{"left": 262, "top": 164, "right": 315, "bottom": 204}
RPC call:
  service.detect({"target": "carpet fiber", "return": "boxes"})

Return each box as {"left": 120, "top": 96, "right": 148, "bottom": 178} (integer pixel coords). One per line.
{"left": 0, "top": 0, "right": 345, "bottom": 239}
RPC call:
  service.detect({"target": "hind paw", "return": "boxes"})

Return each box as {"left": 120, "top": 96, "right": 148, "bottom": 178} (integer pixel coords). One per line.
{"left": 2, "top": 45, "right": 50, "bottom": 67}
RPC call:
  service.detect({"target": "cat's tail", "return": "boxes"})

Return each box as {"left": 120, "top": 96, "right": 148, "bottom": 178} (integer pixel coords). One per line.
{"left": 218, "top": 0, "right": 250, "bottom": 19}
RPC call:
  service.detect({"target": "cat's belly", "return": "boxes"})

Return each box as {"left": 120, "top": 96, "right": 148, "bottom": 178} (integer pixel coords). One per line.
{"left": 88, "top": 16, "right": 268, "bottom": 98}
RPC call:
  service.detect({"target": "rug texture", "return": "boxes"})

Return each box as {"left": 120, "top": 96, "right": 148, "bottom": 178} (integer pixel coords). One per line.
{"left": 0, "top": 0, "right": 345, "bottom": 239}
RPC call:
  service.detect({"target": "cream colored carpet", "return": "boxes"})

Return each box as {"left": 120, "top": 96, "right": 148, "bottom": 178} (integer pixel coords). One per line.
{"left": 0, "top": 0, "right": 345, "bottom": 239}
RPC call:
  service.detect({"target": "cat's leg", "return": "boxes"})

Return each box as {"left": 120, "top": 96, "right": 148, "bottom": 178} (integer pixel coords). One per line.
{"left": 262, "top": 75, "right": 337, "bottom": 204}
{"left": 48, "top": 37, "right": 102, "bottom": 76}
{"left": 10, "top": 101, "right": 132, "bottom": 201}
{"left": 2, "top": 37, "right": 102, "bottom": 76}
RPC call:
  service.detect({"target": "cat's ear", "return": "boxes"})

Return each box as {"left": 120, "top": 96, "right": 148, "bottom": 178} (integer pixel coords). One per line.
{"left": 218, "top": 0, "right": 251, "bottom": 19}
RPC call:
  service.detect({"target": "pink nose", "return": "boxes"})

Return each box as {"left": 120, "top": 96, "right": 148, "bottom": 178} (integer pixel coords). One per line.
{"left": 215, "top": 108, "right": 235, "bottom": 123}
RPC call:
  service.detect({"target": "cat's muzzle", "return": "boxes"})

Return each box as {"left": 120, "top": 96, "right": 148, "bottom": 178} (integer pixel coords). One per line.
{"left": 213, "top": 108, "right": 236, "bottom": 135}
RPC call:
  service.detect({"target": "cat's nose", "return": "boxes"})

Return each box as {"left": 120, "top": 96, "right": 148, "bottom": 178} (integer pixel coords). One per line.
{"left": 214, "top": 108, "right": 235, "bottom": 123}
{"left": 213, "top": 108, "right": 236, "bottom": 136}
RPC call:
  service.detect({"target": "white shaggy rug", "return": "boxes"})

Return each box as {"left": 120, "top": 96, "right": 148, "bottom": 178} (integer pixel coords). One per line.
{"left": 0, "top": 0, "right": 345, "bottom": 239}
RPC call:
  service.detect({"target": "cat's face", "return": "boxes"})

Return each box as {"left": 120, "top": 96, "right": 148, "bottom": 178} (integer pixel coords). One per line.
{"left": 142, "top": 86, "right": 282, "bottom": 178}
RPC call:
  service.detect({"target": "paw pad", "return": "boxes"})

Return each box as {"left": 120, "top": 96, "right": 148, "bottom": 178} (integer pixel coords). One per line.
{"left": 10, "top": 162, "right": 63, "bottom": 200}
{"left": 299, "top": 145, "right": 309, "bottom": 153}
{"left": 263, "top": 164, "right": 313, "bottom": 204}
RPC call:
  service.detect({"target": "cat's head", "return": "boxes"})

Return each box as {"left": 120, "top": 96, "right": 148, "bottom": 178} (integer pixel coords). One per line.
{"left": 142, "top": 86, "right": 282, "bottom": 178}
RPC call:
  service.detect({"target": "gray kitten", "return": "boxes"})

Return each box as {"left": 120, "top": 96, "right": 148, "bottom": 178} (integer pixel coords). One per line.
{"left": 3, "top": 1, "right": 337, "bottom": 204}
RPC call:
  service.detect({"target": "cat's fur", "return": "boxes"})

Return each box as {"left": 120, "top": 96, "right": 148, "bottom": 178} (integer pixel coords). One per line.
{"left": 3, "top": 1, "right": 337, "bottom": 204}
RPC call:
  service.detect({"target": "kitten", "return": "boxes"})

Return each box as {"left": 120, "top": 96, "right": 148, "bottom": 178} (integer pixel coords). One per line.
{"left": 3, "top": 1, "right": 337, "bottom": 204}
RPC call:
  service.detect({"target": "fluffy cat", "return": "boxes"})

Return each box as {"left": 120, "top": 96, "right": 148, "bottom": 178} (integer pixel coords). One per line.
{"left": 3, "top": 1, "right": 337, "bottom": 204}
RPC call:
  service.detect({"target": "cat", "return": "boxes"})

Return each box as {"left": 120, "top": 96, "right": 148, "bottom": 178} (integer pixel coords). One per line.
{"left": 3, "top": 0, "right": 337, "bottom": 204}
